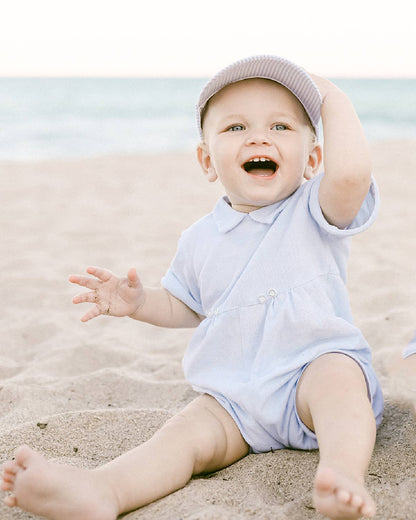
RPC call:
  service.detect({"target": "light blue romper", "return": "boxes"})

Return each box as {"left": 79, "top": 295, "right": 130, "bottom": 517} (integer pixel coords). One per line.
{"left": 161, "top": 173, "right": 384, "bottom": 453}
{"left": 403, "top": 333, "right": 416, "bottom": 358}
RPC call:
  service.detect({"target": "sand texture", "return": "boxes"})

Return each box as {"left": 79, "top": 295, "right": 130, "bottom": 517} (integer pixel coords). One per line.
{"left": 0, "top": 141, "right": 415, "bottom": 519}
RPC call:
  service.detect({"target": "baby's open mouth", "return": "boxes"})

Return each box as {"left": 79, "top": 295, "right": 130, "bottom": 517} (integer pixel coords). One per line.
{"left": 243, "top": 157, "right": 277, "bottom": 177}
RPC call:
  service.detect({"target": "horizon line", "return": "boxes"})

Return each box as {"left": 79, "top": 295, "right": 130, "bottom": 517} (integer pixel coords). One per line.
{"left": 1, "top": 74, "right": 416, "bottom": 80}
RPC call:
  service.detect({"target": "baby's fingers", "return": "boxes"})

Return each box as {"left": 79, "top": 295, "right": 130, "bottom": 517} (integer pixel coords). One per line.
{"left": 68, "top": 274, "right": 100, "bottom": 290}
{"left": 127, "top": 267, "right": 140, "bottom": 288}
{"left": 72, "top": 291, "right": 98, "bottom": 305}
{"left": 80, "top": 305, "right": 102, "bottom": 322}
{"left": 86, "top": 266, "right": 113, "bottom": 283}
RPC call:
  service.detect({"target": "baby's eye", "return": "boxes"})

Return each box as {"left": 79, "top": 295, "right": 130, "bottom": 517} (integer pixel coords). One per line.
{"left": 272, "top": 124, "right": 288, "bottom": 131}
{"left": 227, "top": 124, "right": 245, "bottom": 132}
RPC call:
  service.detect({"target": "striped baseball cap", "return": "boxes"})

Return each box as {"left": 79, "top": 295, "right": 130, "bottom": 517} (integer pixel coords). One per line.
{"left": 196, "top": 55, "right": 322, "bottom": 138}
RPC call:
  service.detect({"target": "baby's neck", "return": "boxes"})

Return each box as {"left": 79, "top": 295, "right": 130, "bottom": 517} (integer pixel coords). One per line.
{"left": 231, "top": 203, "right": 263, "bottom": 213}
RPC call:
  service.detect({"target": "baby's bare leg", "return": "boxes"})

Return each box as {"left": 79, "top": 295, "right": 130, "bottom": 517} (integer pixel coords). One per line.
{"left": 1, "top": 395, "right": 249, "bottom": 520}
{"left": 98, "top": 394, "right": 249, "bottom": 512}
{"left": 296, "top": 353, "right": 377, "bottom": 520}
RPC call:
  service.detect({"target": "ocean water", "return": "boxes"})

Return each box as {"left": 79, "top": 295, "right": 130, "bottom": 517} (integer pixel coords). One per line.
{"left": 0, "top": 77, "right": 415, "bottom": 162}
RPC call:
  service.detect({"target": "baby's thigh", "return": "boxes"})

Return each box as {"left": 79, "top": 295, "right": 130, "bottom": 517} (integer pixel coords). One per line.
{"left": 167, "top": 394, "right": 249, "bottom": 475}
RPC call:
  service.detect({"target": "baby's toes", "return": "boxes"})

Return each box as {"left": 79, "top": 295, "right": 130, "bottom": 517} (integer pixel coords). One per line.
{"left": 1, "top": 469, "right": 17, "bottom": 490}
{"left": 4, "top": 494, "right": 17, "bottom": 507}
{"left": 2, "top": 480, "right": 15, "bottom": 492}
{"left": 2, "top": 461, "right": 18, "bottom": 476}
{"left": 336, "top": 487, "right": 352, "bottom": 505}
{"left": 350, "top": 493, "right": 364, "bottom": 509}
{"left": 361, "top": 501, "right": 376, "bottom": 518}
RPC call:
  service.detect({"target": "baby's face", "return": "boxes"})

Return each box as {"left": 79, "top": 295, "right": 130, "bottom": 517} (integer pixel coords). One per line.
{"left": 198, "top": 78, "right": 321, "bottom": 212}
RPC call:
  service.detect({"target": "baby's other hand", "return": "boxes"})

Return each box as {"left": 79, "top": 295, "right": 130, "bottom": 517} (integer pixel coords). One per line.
{"left": 309, "top": 74, "right": 339, "bottom": 102}
{"left": 69, "top": 266, "right": 145, "bottom": 322}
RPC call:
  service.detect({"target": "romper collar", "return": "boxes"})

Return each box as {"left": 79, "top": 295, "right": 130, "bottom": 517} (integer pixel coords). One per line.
{"left": 213, "top": 195, "right": 292, "bottom": 233}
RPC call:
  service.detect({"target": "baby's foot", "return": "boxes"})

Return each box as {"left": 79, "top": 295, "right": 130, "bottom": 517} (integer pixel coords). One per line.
{"left": 1, "top": 445, "right": 119, "bottom": 520}
{"left": 313, "top": 466, "right": 375, "bottom": 519}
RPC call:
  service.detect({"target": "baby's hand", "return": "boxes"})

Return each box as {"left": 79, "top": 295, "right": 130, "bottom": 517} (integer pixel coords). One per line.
{"left": 69, "top": 266, "right": 145, "bottom": 322}
{"left": 309, "top": 74, "right": 341, "bottom": 103}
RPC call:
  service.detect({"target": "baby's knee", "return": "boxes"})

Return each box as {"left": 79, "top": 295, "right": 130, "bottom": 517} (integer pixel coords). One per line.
{"left": 165, "top": 396, "right": 248, "bottom": 474}
{"left": 302, "top": 353, "right": 367, "bottom": 391}
{"left": 151, "top": 403, "right": 223, "bottom": 476}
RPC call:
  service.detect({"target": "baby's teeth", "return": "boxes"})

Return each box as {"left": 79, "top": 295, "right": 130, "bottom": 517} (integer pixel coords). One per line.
{"left": 260, "top": 157, "right": 266, "bottom": 162}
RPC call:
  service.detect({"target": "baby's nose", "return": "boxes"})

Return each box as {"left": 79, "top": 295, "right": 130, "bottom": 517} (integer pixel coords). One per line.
{"left": 245, "top": 129, "right": 272, "bottom": 146}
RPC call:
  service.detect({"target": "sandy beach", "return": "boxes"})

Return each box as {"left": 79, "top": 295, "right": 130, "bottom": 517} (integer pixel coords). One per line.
{"left": 1, "top": 141, "right": 415, "bottom": 519}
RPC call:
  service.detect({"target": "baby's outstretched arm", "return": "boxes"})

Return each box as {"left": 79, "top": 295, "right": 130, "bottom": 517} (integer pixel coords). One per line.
{"left": 69, "top": 266, "right": 202, "bottom": 328}
{"left": 311, "top": 74, "right": 372, "bottom": 229}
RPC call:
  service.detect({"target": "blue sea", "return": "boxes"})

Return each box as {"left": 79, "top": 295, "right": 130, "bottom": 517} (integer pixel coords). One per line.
{"left": 0, "top": 77, "right": 415, "bottom": 162}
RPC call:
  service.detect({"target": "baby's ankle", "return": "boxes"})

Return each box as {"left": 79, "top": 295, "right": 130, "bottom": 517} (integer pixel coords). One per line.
{"left": 317, "top": 460, "right": 365, "bottom": 484}
{"left": 92, "top": 467, "right": 124, "bottom": 516}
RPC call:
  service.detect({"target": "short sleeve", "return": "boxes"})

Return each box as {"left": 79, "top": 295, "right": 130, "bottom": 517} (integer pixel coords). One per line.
{"left": 161, "top": 231, "right": 204, "bottom": 316}
{"left": 308, "top": 174, "right": 379, "bottom": 236}
{"left": 403, "top": 333, "right": 416, "bottom": 358}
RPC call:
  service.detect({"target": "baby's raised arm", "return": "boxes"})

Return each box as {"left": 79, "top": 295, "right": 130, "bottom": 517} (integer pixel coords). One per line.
{"left": 69, "top": 266, "right": 202, "bottom": 328}
{"left": 311, "top": 74, "right": 372, "bottom": 229}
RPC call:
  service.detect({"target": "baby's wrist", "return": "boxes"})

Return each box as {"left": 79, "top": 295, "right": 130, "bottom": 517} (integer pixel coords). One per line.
{"left": 128, "top": 293, "right": 147, "bottom": 320}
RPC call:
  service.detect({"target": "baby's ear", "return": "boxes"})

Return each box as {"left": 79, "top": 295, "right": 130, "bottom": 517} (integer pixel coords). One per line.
{"left": 304, "top": 143, "right": 322, "bottom": 180}
{"left": 303, "top": 166, "right": 315, "bottom": 180}
{"left": 197, "top": 143, "right": 217, "bottom": 183}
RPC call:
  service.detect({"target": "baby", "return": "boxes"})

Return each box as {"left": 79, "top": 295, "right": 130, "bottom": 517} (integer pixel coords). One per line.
{"left": 1, "top": 55, "right": 384, "bottom": 520}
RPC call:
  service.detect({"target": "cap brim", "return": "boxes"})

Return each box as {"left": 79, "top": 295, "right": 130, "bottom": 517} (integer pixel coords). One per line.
{"left": 196, "top": 55, "right": 322, "bottom": 138}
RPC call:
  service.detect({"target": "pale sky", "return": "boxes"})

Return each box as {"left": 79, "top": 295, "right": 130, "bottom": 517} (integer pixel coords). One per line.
{"left": 1, "top": 0, "right": 415, "bottom": 77}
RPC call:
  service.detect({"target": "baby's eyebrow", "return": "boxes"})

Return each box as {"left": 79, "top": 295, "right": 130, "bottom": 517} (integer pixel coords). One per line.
{"left": 223, "top": 109, "right": 297, "bottom": 120}
{"left": 220, "top": 114, "right": 246, "bottom": 122}
{"left": 269, "top": 110, "right": 298, "bottom": 119}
